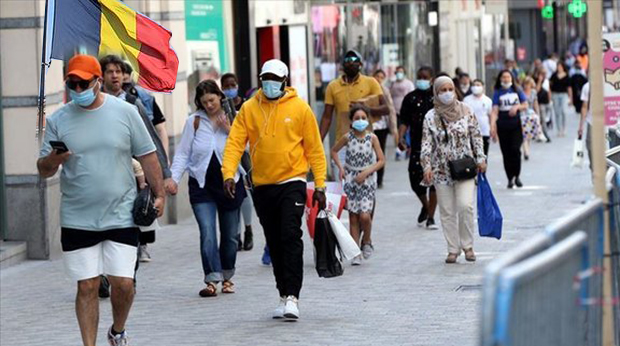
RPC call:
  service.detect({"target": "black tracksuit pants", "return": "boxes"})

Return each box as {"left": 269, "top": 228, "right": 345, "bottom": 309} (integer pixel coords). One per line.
{"left": 497, "top": 120, "right": 523, "bottom": 182}
{"left": 252, "top": 181, "right": 306, "bottom": 298}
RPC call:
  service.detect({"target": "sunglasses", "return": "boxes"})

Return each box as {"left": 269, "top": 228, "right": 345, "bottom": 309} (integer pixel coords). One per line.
{"left": 344, "top": 56, "right": 360, "bottom": 63}
{"left": 66, "top": 78, "right": 95, "bottom": 90}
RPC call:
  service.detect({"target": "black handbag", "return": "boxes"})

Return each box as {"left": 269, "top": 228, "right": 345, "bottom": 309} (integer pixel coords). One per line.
{"left": 448, "top": 156, "right": 478, "bottom": 181}
{"left": 439, "top": 116, "right": 478, "bottom": 181}
{"left": 132, "top": 186, "right": 158, "bottom": 226}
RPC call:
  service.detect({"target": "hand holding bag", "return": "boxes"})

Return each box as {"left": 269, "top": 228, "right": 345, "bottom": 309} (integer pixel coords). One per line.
{"left": 132, "top": 186, "right": 158, "bottom": 227}
{"left": 477, "top": 173, "right": 502, "bottom": 239}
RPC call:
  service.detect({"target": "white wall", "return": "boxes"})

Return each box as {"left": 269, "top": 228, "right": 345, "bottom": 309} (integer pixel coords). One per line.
{"left": 439, "top": 0, "right": 485, "bottom": 79}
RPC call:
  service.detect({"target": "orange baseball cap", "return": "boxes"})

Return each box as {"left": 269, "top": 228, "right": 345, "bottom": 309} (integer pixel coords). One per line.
{"left": 66, "top": 55, "right": 102, "bottom": 80}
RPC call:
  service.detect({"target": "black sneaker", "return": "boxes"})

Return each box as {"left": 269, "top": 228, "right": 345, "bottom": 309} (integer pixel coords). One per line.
{"left": 507, "top": 178, "right": 514, "bottom": 189}
{"left": 515, "top": 177, "right": 523, "bottom": 188}
{"left": 243, "top": 227, "right": 254, "bottom": 251}
{"left": 98, "top": 275, "right": 110, "bottom": 299}
{"left": 417, "top": 207, "right": 428, "bottom": 226}
{"left": 237, "top": 235, "right": 243, "bottom": 251}
{"left": 426, "top": 218, "right": 438, "bottom": 230}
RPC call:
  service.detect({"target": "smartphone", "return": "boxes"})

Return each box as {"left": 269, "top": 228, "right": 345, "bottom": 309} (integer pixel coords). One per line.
{"left": 50, "top": 140, "right": 69, "bottom": 154}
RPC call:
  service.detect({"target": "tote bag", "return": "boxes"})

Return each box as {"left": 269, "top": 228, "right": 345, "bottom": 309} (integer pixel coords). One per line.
{"left": 477, "top": 173, "right": 502, "bottom": 239}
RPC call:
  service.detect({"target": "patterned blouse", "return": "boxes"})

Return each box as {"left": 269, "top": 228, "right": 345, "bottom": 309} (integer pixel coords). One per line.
{"left": 420, "top": 107, "right": 486, "bottom": 186}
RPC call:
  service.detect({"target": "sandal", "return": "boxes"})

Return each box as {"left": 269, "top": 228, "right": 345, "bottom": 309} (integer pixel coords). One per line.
{"left": 222, "top": 280, "right": 235, "bottom": 294}
{"left": 199, "top": 282, "right": 218, "bottom": 297}
{"left": 445, "top": 253, "right": 459, "bottom": 264}
{"left": 464, "top": 248, "right": 476, "bottom": 262}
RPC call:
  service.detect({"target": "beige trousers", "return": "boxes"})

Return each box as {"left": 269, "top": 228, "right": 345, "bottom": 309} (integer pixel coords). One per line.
{"left": 435, "top": 179, "right": 476, "bottom": 254}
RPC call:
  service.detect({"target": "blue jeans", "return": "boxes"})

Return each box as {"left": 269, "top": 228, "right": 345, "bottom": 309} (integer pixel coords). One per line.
{"left": 192, "top": 202, "right": 240, "bottom": 283}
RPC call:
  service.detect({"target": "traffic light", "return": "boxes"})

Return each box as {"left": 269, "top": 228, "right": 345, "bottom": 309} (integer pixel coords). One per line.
{"left": 541, "top": 5, "right": 553, "bottom": 19}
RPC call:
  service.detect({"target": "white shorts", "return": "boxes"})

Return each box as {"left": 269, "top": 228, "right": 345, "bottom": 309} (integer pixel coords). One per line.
{"left": 63, "top": 241, "right": 137, "bottom": 282}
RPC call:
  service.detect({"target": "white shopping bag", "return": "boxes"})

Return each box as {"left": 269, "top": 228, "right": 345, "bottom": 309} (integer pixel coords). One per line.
{"left": 571, "top": 137, "right": 585, "bottom": 168}
{"left": 327, "top": 211, "right": 361, "bottom": 260}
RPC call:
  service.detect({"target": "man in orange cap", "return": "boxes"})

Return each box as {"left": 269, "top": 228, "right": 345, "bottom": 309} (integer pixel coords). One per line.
{"left": 37, "top": 54, "right": 165, "bottom": 346}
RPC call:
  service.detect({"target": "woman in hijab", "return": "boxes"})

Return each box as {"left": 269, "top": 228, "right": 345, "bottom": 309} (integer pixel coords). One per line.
{"left": 421, "top": 76, "right": 487, "bottom": 264}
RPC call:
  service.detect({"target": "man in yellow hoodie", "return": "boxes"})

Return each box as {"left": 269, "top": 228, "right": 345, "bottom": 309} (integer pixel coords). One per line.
{"left": 222, "top": 59, "right": 327, "bottom": 320}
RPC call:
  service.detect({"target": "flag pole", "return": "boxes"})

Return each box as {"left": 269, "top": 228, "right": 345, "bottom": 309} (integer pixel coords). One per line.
{"left": 36, "top": 0, "right": 51, "bottom": 147}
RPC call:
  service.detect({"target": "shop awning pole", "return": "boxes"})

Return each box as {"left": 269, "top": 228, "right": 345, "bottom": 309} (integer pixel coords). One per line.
{"left": 587, "top": 1, "right": 616, "bottom": 345}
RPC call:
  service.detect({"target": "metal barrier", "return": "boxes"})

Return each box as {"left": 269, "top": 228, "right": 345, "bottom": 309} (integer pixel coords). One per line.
{"left": 481, "top": 163, "right": 620, "bottom": 346}
{"left": 480, "top": 233, "right": 553, "bottom": 346}
{"left": 545, "top": 199, "right": 606, "bottom": 346}
{"left": 607, "top": 168, "right": 620, "bottom": 345}
{"left": 493, "top": 231, "right": 589, "bottom": 346}
{"left": 480, "top": 200, "right": 604, "bottom": 346}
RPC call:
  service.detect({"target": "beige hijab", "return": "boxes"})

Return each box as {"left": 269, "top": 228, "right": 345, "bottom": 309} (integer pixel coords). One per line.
{"left": 433, "top": 76, "right": 469, "bottom": 122}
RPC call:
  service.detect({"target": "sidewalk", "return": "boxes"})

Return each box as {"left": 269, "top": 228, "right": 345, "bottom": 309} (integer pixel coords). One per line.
{"left": 1, "top": 117, "right": 592, "bottom": 346}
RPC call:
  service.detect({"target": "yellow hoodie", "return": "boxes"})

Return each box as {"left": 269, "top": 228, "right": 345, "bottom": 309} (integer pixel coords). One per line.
{"left": 222, "top": 87, "right": 327, "bottom": 188}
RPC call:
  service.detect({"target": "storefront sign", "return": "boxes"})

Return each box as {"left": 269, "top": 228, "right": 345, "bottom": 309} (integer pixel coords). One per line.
{"left": 185, "top": 0, "right": 228, "bottom": 72}
{"left": 603, "top": 33, "right": 620, "bottom": 126}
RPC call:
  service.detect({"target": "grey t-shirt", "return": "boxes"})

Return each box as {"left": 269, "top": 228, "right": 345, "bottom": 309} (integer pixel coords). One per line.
{"left": 39, "top": 95, "right": 156, "bottom": 231}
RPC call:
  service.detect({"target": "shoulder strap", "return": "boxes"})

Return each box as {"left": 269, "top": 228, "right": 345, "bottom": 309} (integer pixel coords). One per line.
{"left": 193, "top": 115, "right": 200, "bottom": 134}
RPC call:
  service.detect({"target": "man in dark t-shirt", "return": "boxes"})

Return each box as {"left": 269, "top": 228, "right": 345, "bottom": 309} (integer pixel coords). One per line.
{"left": 398, "top": 66, "right": 438, "bottom": 229}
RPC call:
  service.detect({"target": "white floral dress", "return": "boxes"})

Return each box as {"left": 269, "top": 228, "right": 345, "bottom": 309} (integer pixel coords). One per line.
{"left": 420, "top": 109, "right": 486, "bottom": 186}
{"left": 344, "top": 131, "right": 377, "bottom": 213}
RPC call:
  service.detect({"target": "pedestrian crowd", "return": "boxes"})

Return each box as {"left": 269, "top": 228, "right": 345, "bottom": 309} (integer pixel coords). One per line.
{"left": 37, "top": 46, "right": 593, "bottom": 345}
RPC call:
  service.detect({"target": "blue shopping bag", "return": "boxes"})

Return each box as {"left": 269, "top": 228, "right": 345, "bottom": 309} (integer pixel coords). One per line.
{"left": 477, "top": 173, "right": 502, "bottom": 239}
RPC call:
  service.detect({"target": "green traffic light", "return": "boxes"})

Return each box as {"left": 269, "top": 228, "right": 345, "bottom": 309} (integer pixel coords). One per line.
{"left": 541, "top": 5, "right": 553, "bottom": 19}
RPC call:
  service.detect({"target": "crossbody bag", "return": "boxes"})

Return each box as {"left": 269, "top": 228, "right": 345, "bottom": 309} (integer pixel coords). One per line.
{"left": 438, "top": 116, "right": 477, "bottom": 181}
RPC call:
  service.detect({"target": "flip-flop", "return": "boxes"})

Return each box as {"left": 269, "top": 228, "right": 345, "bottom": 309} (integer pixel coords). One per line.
{"left": 199, "top": 282, "right": 218, "bottom": 297}
{"left": 222, "top": 280, "right": 235, "bottom": 294}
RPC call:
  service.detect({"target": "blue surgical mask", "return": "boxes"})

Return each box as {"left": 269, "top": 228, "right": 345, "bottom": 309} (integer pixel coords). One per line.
{"left": 416, "top": 80, "right": 431, "bottom": 90}
{"left": 396, "top": 72, "right": 405, "bottom": 81}
{"left": 69, "top": 81, "right": 98, "bottom": 107}
{"left": 223, "top": 87, "right": 238, "bottom": 99}
{"left": 262, "top": 80, "right": 284, "bottom": 99}
{"left": 352, "top": 119, "right": 369, "bottom": 132}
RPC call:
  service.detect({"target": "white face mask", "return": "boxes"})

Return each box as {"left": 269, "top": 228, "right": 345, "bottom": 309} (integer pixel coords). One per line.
{"left": 471, "top": 85, "right": 484, "bottom": 95}
{"left": 438, "top": 91, "right": 455, "bottom": 105}
{"left": 501, "top": 82, "right": 512, "bottom": 89}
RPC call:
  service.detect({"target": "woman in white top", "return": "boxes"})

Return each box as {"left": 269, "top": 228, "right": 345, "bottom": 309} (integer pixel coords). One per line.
{"left": 168, "top": 80, "right": 246, "bottom": 297}
{"left": 463, "top": 79, "right": 493, "bottom": 156}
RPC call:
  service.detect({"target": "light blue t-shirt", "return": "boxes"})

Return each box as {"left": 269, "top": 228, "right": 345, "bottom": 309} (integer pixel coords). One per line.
{"left": 39, "top": 95, "right": 156, "bottom": 231}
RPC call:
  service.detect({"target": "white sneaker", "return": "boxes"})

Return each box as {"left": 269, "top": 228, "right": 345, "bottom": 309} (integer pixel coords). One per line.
{"left": 138, "top": 245, "right": 151, "bottom": 263}
{"left": 283, "top": 295, "right": 299, "bottom": 320}
{"left": 272, "top": 296, "right": 286, "bottom": 319}
{"left": 351, "top": 255, "right": 362, "bottom": 266}
{"left": 107, "top": 327, "right": 129, "bottom": 346}
{"left": 361, "top": 244, "right": 374, "bottom": 260}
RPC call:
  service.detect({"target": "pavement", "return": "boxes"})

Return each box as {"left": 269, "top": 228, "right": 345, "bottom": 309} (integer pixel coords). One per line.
{"left": 1, "top": 115, "right": 593, "bottom": 346}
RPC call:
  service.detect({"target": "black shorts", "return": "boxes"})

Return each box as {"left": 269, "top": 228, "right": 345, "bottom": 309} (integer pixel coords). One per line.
{"left": 61, "top": 227, "right": 140, "bottom": 252}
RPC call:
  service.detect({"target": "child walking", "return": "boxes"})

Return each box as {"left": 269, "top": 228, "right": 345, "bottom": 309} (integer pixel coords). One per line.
{"left": 331, "top": 105, "right": 385, "bottom": 266}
